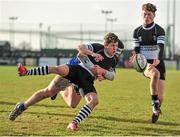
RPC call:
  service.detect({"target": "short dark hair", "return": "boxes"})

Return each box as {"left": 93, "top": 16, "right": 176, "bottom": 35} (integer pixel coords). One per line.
{"left": 142, "top": 3, "right": 157, "bottom": 13}
{"left": 104, "top": 32, "right": 119, "bottom": 45}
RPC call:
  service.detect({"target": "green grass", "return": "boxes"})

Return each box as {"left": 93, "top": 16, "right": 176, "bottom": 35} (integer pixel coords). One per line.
{"left": 0, "top": 66, "right": 180, "bottom": 136}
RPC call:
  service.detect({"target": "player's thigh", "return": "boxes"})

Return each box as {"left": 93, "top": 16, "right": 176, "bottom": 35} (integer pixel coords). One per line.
{"left": 66, "top": 86, "right": 82, "bottom": 101}
{"left": 60, "top": 85, "right": 81, "bottom": 107}
{"left": 47, "top": 75, "right": 70, "bottom": 93}
{"left": 58, "top": 64, "right": 70, "bottom": 76}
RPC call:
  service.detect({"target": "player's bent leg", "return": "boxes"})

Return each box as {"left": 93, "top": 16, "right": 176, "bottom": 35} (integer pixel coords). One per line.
{"left": 17, "top": 64, "right": 70, "bottom": 77}
{"left": 67, "top": 92, "right": 98, "bottom": 131}
{"left": 24, "top": 87, "right": 58, "bottom": 108}
{"left": 84, "top": 92, "right": 99, "bottom": 110}
{"left": 48, "top": 65, "right": 70, "bottom": 76}
{"left": 158, "top": 80, "right": 165, "bottom": 106}
{"left": 9, "top": 77, "right": 61, "bottom": 121}
{"left": 24, "top": 76, "right": 64, "bottom": 107}
{"left": 60, "top": 86, "right": 82, "bottom": 108}
{"left": 9, "top": 102, "right": 26, "bottom": 121}
{"left": 50, "top": 76, "right": 72, "bottom": 101}
{"left": 17, "top": 63, "right": 49, "bottom": 76}
{"left": 150, "top": 69, "right": 160, "bottom": 95}
{"left": 144, "top": 65, "right": 161, "bottom": 123}
{"left": 148, "top": 69, "right": 161, "bottom": 123}
{"left": 152, "top": 79, "right": 164, "bottom": 123}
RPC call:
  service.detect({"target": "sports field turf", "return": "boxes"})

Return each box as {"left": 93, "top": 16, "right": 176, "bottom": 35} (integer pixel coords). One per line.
{"left": 0, "top": 66, "right": 180, "bottom": 136}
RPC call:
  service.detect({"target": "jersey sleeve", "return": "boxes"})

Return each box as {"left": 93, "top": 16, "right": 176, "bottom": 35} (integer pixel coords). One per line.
{"left": 133, "top": 29, "right": 140, "bottom": 54}
{"left": 157, "top": 27, "right": 165, "bottom": 45}
{"left": 85, "top": 43, "right": 103, "bottom": 53}
{"left": 91, "top": 43, "right": 104, "bottom": 52}
{"left": 85, "top": 43, "right": 94, "bottom": 52}
{"left": 157, "top": 27, "right": 165, "bottom": 60}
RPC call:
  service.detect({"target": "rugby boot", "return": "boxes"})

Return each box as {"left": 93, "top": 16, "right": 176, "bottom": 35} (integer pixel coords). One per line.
{"left": 17, "top": 63, "right": 27, "bottom": 76}
{"left": 67, "top": 121, "right": 79, "bottom": 131}
{"left": 51, "top": 93, "right": 57, "bottom": 100}
{"left": 152, "top": 102, "right": 161, "bottom": 123}
{"left": 9, "top": 102, "right": 26, "bottom": 121}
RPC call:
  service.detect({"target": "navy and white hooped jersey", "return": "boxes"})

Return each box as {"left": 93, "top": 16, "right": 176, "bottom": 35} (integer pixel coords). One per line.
{"left": 133, "top": 22, "right": 165, "bottom": 60}
{"left": 78, "top": 43, "right": 119, "bottom": 76}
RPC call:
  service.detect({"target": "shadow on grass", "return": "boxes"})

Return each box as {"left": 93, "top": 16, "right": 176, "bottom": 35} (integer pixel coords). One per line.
{"left": 1, "top": 101, "right": 180, "bottom": 128}
{"left": 140, "top": 126, "right": 180, "bottom": 136}
{"left": 1, "top": 111, "right": 180, "bottom": 129}
{"left": 0, "top": 109, "right": 75, "bottom": 118}
{"left": 83, "top": 123, "right": 180, "bottom": 136}
{"left": 91, "top": 115, "right": 180, "bottom": 127}
{"left": 0, "top": 101, "right": 69, "bottom": 108}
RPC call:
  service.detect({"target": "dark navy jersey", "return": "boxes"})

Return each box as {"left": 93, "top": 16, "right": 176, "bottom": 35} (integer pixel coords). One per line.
{"left": 133, "top": 22, "right": 165, "bottom": 60}
{"left": 86, "top": 43, "right": 118, "bottom": 72}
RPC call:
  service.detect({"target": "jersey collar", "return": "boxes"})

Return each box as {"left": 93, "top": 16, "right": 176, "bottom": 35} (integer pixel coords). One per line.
{"left": 104, "top": 49, "right": 114, "bottom": 58}
{"left": 142, "top": 22, "right": 155, "bottom": 30}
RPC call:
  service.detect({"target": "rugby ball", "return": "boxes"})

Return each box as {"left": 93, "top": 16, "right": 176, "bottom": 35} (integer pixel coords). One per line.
{"left": 133, "top": 54, "right": 147, "bottom": 72}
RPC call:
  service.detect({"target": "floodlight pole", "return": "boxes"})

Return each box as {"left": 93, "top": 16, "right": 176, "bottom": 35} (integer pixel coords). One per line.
{"left": 9, "top": 16, "right": 18, "bottom": 48}
{"left": 39, "top": 23, "right": 43, "bottom": 50}
{"left": 101, "top": 10, "right": 112, "bottom": 34}
{"left": 47, "top": 26, "right": 51, "bottom": 49}
{"left": 107, "top": 18, "right": 117, "bottom": 32}
{"left": 172, "top": 0, "right": 176, "bottom": 60}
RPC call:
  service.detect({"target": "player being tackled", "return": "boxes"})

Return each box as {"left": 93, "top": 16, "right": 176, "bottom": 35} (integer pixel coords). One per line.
{"left": 9, "top": 32, "right": 123, "bottom": 131}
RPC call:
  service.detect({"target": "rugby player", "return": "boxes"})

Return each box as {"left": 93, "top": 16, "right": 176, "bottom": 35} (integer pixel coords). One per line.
{"left": 50, "top": 39, "right": 124, "bottom": 101}
{"left": 9, "top": 32, "right": 123, "bottom": 131}
{"left": 130, "top": 3, "right": 166, "bottom": 123}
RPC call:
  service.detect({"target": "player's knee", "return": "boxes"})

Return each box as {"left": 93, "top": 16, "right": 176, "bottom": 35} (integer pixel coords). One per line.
{"left": 152, "top": 69, "right": 160, "bottom": 79}
{"left": 85, "top": 93, "right": 99, "bottom": 109}
{"left": 42, "top": 88, "right": 54, "bottom": 98}
{"left": 65, "top": 99, "right": 77, "bottom": 108}
{"left": 89, "top": 98, "right": 99, "bottom": 107}
{"left": 56, "top": 65, "right": 69, "bottom": 75}
{"left": 155, "top": 71, "right": 160, "bottom": 79}
{"left": 68, "top": 103, "right": 78, "bottom": 108}
{"left": 67, "top": 98, "right": 80, "bottom": 108}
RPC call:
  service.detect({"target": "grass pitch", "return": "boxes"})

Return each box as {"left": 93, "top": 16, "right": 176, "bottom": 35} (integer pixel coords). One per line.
{"left": 0, "top": 66, "right": 180, "bottom": 136}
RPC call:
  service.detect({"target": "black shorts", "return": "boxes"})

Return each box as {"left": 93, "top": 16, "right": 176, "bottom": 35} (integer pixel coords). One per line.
{"left": 64, "top": 65, "right": 96, "bottom": 95}
{"left": 147, "top": 60, "right": 166, "bottom": 80}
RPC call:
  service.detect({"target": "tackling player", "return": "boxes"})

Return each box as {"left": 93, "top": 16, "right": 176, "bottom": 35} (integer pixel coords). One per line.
{"left": 50, "top": 39, "right": 124, "bottom": 101}
{"left": 9, "top": 32, "right": 123, "bottom": 131}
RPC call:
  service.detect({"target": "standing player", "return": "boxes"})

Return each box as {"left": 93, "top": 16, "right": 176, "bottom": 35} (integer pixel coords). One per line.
{"left": 130, "top": 3, "right": 166, "bottom": 123}
{"left": 9, "top": 32, "right": 121, "bottom": 131}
